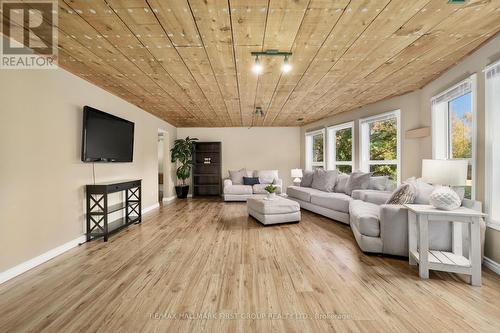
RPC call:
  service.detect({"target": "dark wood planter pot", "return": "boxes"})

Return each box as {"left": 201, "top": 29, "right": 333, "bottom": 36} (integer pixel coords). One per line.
{"left": 175, "top": 185, "right": 189, "bottom": 198}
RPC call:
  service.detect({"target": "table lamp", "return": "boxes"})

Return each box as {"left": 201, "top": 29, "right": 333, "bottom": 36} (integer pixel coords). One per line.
{"left": 421, "top": 159, "right": 468, "bottom": 210}
{"left": 291, "top": 169, "right": 303, "bottom": 186}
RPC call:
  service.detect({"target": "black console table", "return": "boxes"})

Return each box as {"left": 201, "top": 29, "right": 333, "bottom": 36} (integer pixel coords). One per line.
{"left": 86, "top": 179, "right": 141, "bottom": 242}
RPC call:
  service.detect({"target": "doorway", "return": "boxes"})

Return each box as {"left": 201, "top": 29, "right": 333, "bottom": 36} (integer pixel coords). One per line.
{"left": 158, "top": 131, "right": 166, "bottom": 204}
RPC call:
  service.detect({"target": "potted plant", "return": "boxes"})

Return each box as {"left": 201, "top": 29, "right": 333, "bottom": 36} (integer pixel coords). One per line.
{"left": 264, "top": 184, "right": 277, "bottom": 200}
{"left": 170, "top": 136, "right": 198, "bottom": 198}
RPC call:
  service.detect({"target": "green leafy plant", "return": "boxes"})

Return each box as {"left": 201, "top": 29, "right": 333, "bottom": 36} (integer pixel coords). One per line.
{"left": 170, "top": 136, "right": 198, "bottom": 186}
{"left": 264, "top": 184, "right": 277, "bottom": 194}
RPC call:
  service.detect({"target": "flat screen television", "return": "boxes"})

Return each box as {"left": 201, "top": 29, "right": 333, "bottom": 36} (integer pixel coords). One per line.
{"left": 81, "top": 106, "right": 134, "bottom": 162}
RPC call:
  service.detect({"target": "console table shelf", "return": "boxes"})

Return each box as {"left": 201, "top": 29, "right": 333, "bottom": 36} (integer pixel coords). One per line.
{"left": 86, "top": 179, "right": 142, "bottom": 242}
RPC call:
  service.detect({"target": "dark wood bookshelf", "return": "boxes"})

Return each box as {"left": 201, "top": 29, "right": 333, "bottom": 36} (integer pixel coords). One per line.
{"left": 193, "top": 142, "right": 221, "bottom": 196}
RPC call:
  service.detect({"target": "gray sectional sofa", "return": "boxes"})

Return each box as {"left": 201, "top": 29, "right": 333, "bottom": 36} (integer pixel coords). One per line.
{"left": 287, "top": 172, "right": 485, "bottom": 257}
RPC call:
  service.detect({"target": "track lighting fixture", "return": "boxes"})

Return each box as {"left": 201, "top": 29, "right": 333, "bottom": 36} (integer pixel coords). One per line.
{"left": 251, "top": 50, "right": 292, "bottom": 75}
{"left": 252, "top": 55, "right": 263, "bottom": 75}
{"left": 281, "top": 55, "right": 292, "bottom": 73}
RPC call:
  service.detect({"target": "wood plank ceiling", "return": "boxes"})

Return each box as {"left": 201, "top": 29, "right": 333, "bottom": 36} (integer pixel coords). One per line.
{"left": 11, "top": 1, "right": 500, "bottom": 126}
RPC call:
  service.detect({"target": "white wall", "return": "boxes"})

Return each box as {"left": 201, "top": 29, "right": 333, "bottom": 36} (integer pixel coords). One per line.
{"left": 0, "top": 68, "right": 177, "bottom": 272}
{"left": 177, "top": 127, "right": 301, "bottom": 188}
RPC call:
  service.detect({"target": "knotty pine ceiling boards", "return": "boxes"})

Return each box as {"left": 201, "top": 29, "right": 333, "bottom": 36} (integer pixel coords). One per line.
{"left": 5, "top": 0, "right": 500, "bottom": 127}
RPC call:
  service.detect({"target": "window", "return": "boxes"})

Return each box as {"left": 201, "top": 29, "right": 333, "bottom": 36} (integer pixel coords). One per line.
{"left": 305, "top": 129, "right": 325, "bottom": 170}
{"left": 432, "top": 75, "right": 476, "bottom": 199}
{"left": 360, "top": 110, "right": 401, "bottom": 182}
{"left": 327, "top": 122, "right": 354, "bottom": 173}
{"left": 485, "top": 61, "right": 500, "bottom": 227}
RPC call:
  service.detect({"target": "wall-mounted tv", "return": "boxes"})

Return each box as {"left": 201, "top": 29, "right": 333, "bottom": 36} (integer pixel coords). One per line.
{"left": 81, "top": 106, "right": 135, "bottom": 162}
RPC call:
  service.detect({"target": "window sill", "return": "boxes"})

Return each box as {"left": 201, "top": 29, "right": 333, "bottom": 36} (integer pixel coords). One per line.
{"left": 486, "top": 222, "right": 500, "bottom": 232}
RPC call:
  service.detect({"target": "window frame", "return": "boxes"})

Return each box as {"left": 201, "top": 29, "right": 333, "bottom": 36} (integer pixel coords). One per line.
{"left": 359, "top": 110, "right": 401, "bottom": 183}
{"left": 305, "top": 128, "right": 325, "bottom": 170}
{"left": 485, "top": 60, "right": 500, "bottom": 229}
{"left": 431, "top": 74, "right": 477, "bottom": 200}
{"left": 326, "top": 121, "right": 354, "bottom": 172}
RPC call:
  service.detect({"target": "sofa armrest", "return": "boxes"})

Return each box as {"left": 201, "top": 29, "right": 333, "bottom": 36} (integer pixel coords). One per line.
{"left": 379, "top": 204, "right": 409, "bottom": 256}
{"left": 273, "top": 178, "right": 283, "bottom": 188}
{"left": 223, "top": 179, "right": 233, "bottom": 189}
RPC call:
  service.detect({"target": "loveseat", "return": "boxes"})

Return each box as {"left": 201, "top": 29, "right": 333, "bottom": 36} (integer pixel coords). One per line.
{"left": 224, "top": 169, "right": 283, "bottom": 201}
{"left": 287, "top": 171, "right": 485, "bottom": 257}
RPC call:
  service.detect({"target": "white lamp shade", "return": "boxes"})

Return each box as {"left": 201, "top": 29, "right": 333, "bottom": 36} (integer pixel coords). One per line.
{"left": 421, "top": 159, "right": 467, "bottom": 186}
{"left": 291, "top": 169, "right": 303, "bottom": 178}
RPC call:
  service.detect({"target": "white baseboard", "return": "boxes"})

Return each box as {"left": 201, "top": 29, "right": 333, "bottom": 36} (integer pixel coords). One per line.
{"left": 0, "top": 235, "right": 86, "bottom": 285}
{"left": 162, "top": 195, "right": 176, "bottom": 203}
{"left": 1, "top": 204, "right": 161, "bottom": 285}
{"left": 483, "top": 257, "right": 500, "bottom": 275}
{"left": 142, "top": 203, "right": 159, "bottom": 214}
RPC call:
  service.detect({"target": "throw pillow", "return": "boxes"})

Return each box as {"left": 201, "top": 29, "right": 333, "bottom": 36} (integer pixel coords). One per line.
{"left": 257, "top": 170, "right": 279, "bottom": 184}
{"left": 369, "top": 176, "right": 389, "bottom": 191}
{"left": 345, "top": 172, "right": 372, "bottom": 196}
{"left": 229, "top": 168, "right": 246, "bottom": 185}
{"left": 385, "top": 183, "right": 416, "bottom": 205}
{"left": 243, "top": 177, "right": 260, "bottom": 186}
{"left": 334, "top": 173, "right": 349, "bottom": 193}
{"left": 311, "top": 169, "right": 338, "bottom": 192}
{"left": 300, "top": 170, "right": 314, "bottom": 187}
{"left": 246, "top": 169, "right": 256, "bottom": 177}
{"left": 407, "top": 178, "right": 434, "bottom": 204}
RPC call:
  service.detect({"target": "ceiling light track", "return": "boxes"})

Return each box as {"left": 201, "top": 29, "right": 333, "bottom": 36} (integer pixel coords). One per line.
{"left": 251, "top": 50, "right": 293, "bottom": 75}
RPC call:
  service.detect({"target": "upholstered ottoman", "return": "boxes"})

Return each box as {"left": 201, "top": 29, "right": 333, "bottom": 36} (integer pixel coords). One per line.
{"left": 247, "top": 196, "right": 301, "bottom": 225}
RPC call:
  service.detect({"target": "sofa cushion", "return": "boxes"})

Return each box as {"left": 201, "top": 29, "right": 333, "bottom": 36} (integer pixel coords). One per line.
{"left": 300, "top": 170, "right": 314, "bottom": 187}
{"left": 224, "top": 184, "right": 253, "bottom": 195}
{"left": 310, "top": 192, "right": 352, "bottom": 213}
{"left": 349, "top": 200, "right": 380, "bottom": 237}
{"left": 335, "top": 173, "right": 349, "bottom": 193}
{"left": 229, "top": 169, "right": 246, "bottom": 185}
{"left": 286, "top": 186, "right": 322, "bottom": 202}
{"left": 247, "top": 197, "right": 300, "bottom": 215}
{"left": 253, "top": 184, "right": 282, "bottom": 194}
{"left": 257, "top": 170, "right": 279, "bottom": 184}
{"left": 351, "top": 190, "right": 392, "bottom": 205}
{"left": 311, "top": 169, "right": 338, "bottom": 192}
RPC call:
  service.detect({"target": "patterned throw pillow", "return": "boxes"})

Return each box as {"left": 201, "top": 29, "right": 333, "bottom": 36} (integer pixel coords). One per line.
{"left": 385, "top": 183, "right": 416, "bottom": 205}
{"left": 229, "top": 168, "right": 246, "bottom": 184}
{"left": 311, "top": 169, "right": 338, "bottom": 192}
{"left": 300, "top": 170, "right": 314, "bottom": 187}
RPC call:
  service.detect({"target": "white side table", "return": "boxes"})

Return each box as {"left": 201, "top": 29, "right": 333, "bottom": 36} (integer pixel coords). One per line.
{"left": 404, "top": 204, "right": 485, "bottom": 286}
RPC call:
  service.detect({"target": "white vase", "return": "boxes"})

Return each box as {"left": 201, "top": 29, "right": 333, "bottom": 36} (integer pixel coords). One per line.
{"left": 267, "top": 192, "right": 276, "bottom": 200}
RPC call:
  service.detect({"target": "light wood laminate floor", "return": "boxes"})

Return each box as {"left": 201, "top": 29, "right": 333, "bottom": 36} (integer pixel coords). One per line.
{"left": 1, "top": 199, "right": 499, "bottom": 332}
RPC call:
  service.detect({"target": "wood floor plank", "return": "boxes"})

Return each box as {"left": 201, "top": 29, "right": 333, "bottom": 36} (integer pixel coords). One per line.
{"left": 1, "top": 198, "right": 499, "bottom": 332}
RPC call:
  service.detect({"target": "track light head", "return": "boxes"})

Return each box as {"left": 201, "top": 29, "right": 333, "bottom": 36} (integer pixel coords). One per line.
{"left": 282, "top": 56, "right": 292, "bottom": 73}
{"left": 252, "top": 56, "right": 263, "bottom": 75}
